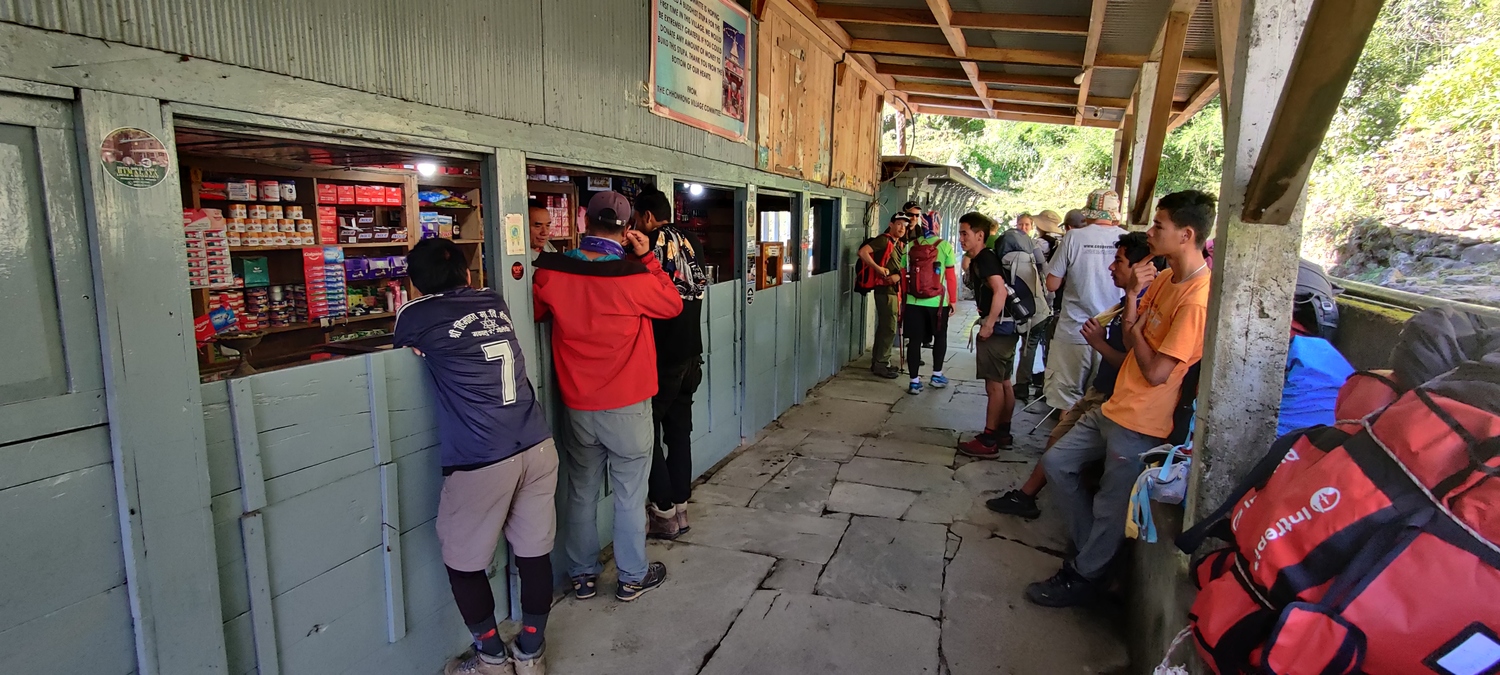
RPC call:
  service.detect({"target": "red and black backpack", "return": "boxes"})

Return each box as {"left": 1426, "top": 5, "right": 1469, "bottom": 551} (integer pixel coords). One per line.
{"left": 856, "top": 234, "right": 898, "bottom": 295}
{"left": 1177, "top": 365, "right": 1500, "bottom": 675}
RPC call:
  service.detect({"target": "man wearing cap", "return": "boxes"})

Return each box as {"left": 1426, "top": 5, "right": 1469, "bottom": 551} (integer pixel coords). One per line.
{"left": 533, "top": 190, "right": 682, "bottom": 603}
{"left": 1016, "top": 209, "right": 1066, "bottom": 400}
{"left": 1042, "top": 189, "right": 1125, "bottom": 411}
{"left": 858, "top": 211, "right": 910, "bottom": 378}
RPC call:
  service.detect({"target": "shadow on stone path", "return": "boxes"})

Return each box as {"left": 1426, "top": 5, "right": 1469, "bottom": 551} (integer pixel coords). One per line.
{"left": 534, "top": 305, "right": 1130, "bottom": 674}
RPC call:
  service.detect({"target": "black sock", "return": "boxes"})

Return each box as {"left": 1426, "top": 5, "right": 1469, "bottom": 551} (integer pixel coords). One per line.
{"left": 996, "top": 423, "right": 1012, "bottom": 437}
{"left": 466, "top": 615, "right": 506, "bottom": 658}
{"left": 518, "top": 612, "right": 548, "bottom": 655}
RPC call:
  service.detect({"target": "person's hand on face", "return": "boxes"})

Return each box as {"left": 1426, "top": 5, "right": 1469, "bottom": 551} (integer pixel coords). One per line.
{"left": 1128, "top": 260, "right": 1158, "bottom": 293}
{"left": 624, "top": 229, "right": 651, "bottom": 257}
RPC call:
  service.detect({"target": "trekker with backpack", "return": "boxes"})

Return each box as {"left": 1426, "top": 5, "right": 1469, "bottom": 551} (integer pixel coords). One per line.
{"left": 1027, "top": 190, "right": 1215, "bottom": 608}
{"left": 857, "top": 212, "right": 911, "bottom": 379}
{"left": 954, "top": 212, "right": 1018, "bottom": 456}
{"left": 902, "top": 210, "right": 959, "bottom": 394}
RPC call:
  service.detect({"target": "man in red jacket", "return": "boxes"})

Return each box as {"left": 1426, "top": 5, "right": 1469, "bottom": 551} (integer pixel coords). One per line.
{"left": 533, "top": 190, "right": 683, "bottom": 603}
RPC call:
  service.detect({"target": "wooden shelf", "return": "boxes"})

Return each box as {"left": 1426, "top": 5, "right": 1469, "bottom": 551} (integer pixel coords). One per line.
{"left": 338, "top": 241, "right": 412, "bottom": 248}
{"left": 450, "top": 239, "right": 484, "bottom": 244}
{"left": 339, "top": 312, "right": 394, "bottom": 324}
{"left": 420, "top": 203, "right": 475, "bottom": 210}
{"left": 417, "top": 175, "right": 482, "bottom": 189}
{"left": 232, "top": 245, "right": 319, "bottom": 252}
{"left": 262, "top": 321, "right": 318, "bottom": 334}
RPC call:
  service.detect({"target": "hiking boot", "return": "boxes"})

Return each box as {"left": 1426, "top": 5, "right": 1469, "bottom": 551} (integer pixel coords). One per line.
{"left": 986, "top": 489, "right": 1041, "bottom": 519}
{"left": 674, "top": 503, "right": 690, "bottom": 534}
{"left": 647, "top": 504, "right": 681, "bottom": 540}
{"left": 1025, "top": 564, "right": 1097, "bottom": 608}
{"left": 871, "top": 363, "right": 900, "bottom": 379}
{"left": 929, "top": 374, "right": 949, "bottom": 389}
{"left": 570, "top": 575, "right": 598, "bottom": 600}
{"left": 907, "top": 380, "right": 923, "bottom": 395}
{"left": 445, "top": 652, "right": 513, "bottom": 675}
{"left": 616, "top": 561, "right": 668, "bottom": 602}
{"left": 511, "top": 644, "right": 545, "bottom": 675}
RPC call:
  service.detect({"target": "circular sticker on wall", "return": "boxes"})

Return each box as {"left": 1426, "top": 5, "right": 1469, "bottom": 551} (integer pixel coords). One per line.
{"left": 511, "top": 262, "right": 525, "bottom": 280}
{"left": 100, "top": 127, "right": 171, "bottom": 189}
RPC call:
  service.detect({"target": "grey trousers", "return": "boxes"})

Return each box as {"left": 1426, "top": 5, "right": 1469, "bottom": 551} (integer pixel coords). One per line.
{"left": 561, "top": 401, "right": 653, "bottom": 584}
{"left": 1039, "top": 407, "right": 1165, "bottom": 580}
{"left": 872, "top": 287, "right": 900, "bottom": 368}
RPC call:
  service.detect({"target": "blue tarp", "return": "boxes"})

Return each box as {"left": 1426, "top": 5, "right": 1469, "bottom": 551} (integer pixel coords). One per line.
{"left": 1278, "top": 335, "right": 1356, "bottom": 435}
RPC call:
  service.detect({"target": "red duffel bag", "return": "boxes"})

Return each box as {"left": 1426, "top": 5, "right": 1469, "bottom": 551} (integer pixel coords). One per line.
{"left": 1177, "top": 362, "right": 1500, "bottom": 675}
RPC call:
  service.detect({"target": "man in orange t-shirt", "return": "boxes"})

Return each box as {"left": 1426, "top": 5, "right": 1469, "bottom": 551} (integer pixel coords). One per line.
{"left": 1026, "top": 190, "right": 1216, "bottom": 608}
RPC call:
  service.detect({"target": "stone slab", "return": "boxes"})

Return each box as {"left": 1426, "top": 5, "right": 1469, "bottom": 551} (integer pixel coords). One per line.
{"left": 858, "top": 437, "right": 956, "bottom": 466}
{"left": 691, "top": 483, "right": 757, "bottom": 508}
{"left": 544, "top": 541, "right": 774, "bottom": 675}
{"left": 837, "top": 456, "right": 954, "bottom": 492}
{"left": 676, "top": 502, "right": 848, "bottom": 564}
{"left": 890, "top": 387, "right": 956, "bottom": 414}
{"left": 875, "top": 424, "right": 961, "bottom": 448}
{"left": 791, "top": 430, "right": 863, "bottom": 463}
{"left": 942, "top": 537, "right": 1127, "bottom": 675}
{"left": 776, "top": 397, "right": 892, "bottom": 436}
{"left": 700, "top": 590, "right": 941, "bottom": 675}
{"left": 902, "top": 480, "right": 973, "bottom": 525}
{"left": 960, "top": 494, "right": 1071, "bottom": 556}
{"left": 752, "top": 426, "right": 811, "bottom": 450}
{"left": 826, "top": 481, "right": 917, "bottom": 519}
{"left": 813, "top": 377, "right": 908, "bottom": 404}
{"left": 815, "top": 516, "right": 947, "bottom": 617}
{"left": 760, "top": 559, "right": 822, "bottom": 595}
{"left": 747, "top": 457, "right": 839, "bottom": 516}
{"left": 706, "top": 445, "right": 796, "bottom": 491}
{"left": 886, "top": 404, "right": 986, "bottom": 434}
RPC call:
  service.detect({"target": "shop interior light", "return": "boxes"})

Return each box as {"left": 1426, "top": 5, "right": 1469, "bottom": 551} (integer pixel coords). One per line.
{"left": 416, "top": 162, "right": 438, "bottom": 177}
{"left": 688, "top": 183, "right": 705, "bottom": 197}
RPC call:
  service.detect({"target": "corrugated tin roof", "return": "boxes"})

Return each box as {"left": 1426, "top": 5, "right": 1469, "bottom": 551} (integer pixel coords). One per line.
{"left": 1185, "top": 0, "right": 1218, "bottom": 59}
{"left": 950, "top": 0, "right": 1093, "bottom": 15}
{"left": 1088, "top": 68, "right": 1141, "bottom": 100}
{"left": 963, "top": 29, "right": 1086, "bottom": 53}
{"left": 845, "top": 23, "right": 951, "bottom": 44}
{"left": 1098, "top": 0, "right": 1173, "bottom": 55}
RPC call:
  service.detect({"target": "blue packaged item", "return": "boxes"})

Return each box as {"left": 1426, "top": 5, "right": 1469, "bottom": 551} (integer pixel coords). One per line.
{"left": 1277, "top": 335, "right": 1356, "bottom": 435}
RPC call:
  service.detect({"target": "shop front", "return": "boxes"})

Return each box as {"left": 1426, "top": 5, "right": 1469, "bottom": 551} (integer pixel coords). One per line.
{"left": 0, "top": 12, "right": 880, "bottom": 675}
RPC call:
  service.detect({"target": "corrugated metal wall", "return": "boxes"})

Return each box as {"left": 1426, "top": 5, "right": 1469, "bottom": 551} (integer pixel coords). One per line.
{"left": 0, "top": 0, "right": 758, "bottom": 165}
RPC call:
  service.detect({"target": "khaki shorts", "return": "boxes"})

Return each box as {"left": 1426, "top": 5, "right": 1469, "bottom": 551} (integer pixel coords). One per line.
{"left": 436, "top": 438, "right": 559, "bottom": 571}
{"left": 975, "top": 332, "right": 1020, "bottom": 382}
{"left": 1048, "top": 387, "right": 1111, "bottom": 448}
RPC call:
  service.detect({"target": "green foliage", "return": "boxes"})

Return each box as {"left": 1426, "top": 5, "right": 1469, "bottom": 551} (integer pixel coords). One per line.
{"left": 1404, "top": 32, "right": 1500, "bottom": 132}
{"left": 1158, "top": 98, "right": 1225, "bottom": 196}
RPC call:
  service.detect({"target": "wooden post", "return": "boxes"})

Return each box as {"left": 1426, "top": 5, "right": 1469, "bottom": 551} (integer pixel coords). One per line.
{"left": 1188, "top": 0, "right": 1318, "bottom": 522}
{"left": 1127, "top": 63, "right": 1158, "bottom": 221}
{"left": 1129, "top": 10, "right": 1192, "bottom": 224}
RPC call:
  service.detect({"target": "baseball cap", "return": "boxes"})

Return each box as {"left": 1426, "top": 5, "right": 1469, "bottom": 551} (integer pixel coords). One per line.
{"left": 900, "top": 201, "right": 921, "bottom": 212}
{"left": 586, "top": 190, "right": 632, "bottom": 227}
{"left": 1081, "top": 189, "right": 1121, "bottom": 223}
{"left": 1033, "top": 209, "right": 1064, "bottom": 235}
{"left": 890, "top": 212, "right": 912, "bottom": 223}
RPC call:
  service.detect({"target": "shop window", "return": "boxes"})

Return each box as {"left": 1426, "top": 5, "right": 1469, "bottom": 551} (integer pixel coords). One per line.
{"left": 526, "top": 164, "right": 652, "bottom": 253}
{"left": 808, "top": 197, "right": 839, "bottom": 276}
{"left": 175, "top": 125, "right": 485, "bottom": 381}
{"left": 755, "top": 192, "right": 799, "bottom": 285}
{"left": 674, "top": 181, "right": 738, "bottom": 284}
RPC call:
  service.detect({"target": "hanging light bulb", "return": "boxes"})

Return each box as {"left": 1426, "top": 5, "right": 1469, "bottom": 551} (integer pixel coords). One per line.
{"left": 416, "top": 162, "right": 438, "bottom": 177}
{"left": 689, "top": 183, "right": 705, "bottom": 197}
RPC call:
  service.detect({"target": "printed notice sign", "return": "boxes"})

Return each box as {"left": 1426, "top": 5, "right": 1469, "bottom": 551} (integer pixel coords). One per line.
{"left": 100, "top": 127, "right": 171, "bottom": 189}
{"left": 650, "top": 0, "right": 751, "bottom": 143}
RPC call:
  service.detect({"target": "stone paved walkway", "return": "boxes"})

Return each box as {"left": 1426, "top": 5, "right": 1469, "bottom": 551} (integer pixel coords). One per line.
{"left": 536, "top": 307, "right": 1129, "bottom": 674}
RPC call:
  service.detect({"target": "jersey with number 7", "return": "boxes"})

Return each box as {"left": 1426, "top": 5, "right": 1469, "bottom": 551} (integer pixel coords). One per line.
{"left": 394, "top": 286, "right": 551, "bottom": 472}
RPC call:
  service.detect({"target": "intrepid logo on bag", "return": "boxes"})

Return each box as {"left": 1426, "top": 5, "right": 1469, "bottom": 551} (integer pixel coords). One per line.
{"left": 1251, "top": 486, "right": 1342, "bottom": 570}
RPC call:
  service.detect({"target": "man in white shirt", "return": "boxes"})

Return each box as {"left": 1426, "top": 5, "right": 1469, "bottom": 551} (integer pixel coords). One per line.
{"left": 1042, "top": 189, "right": 1125, "bottom": 410}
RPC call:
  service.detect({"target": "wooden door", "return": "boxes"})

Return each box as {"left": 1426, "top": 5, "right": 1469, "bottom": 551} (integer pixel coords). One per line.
{"left": 0, "top": 94, "right": 134, "bottom": 673}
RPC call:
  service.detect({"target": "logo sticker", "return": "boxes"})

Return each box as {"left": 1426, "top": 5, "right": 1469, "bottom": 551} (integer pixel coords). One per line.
{"left": 1309, "top": 487, "right": 1341, "bottom": 514}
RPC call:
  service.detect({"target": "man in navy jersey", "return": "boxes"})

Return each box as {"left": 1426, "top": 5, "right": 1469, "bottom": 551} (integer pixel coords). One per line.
{"left": 395, "top": 238, "right": 556, "bottom": 675}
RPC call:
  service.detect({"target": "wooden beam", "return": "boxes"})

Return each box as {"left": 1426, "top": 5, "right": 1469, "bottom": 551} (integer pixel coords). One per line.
{"left": 1096, "top": 54, "right": 1218, "bottom": 74}
{"left": 1213, "top": 0, "right": 1243, "bottom": 113}
{"left": 1074, "top": 0, "right": 1109, "bottom": 124}
{"left": 912, "top": 104, "right": 1118, "bottom": 129}
{"left": 908, "top": 94, "right": 987, "bottom": 110}
{"left": 1130, "top": 10, "right": 1192, "bottom": 224}
{"left": 1168, "top": 76, "right": 1220, "bottom": 131}
{"left": 991, "top": 87, "right": 1129, "bottom": 109}
{"left": 816, "top": 4, "right": 1090, "bottom": 34}
{"left": 849, "top": 39, "right": 1081, "bottom": 67}
{"left": 899, "top": 81, "right": 981, "bottom": 98}
{"left": 1242, "top": 0, "right": 1384, "bottom": 223}
{"left": 878, "top": 63, "right": 1078, "bottom": 89}
{"left": 923, "top": 0, "right": 994, "bottom": 116}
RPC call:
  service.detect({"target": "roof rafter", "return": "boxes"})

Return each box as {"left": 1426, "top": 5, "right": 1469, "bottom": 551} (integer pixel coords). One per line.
{"left": 816, "top": 4, "right": 1089, "bottom": 34}
{"left": 1074, "top": 0, "right": 1109, "bottom": 124}
{"left": 848, "top": 38, "right": 1218, "bottom": 73}
{"left": 875, "top": 64, "right": 1078, "bottom": 90}
{"left": 922, "top": 0, "right": 994, "bottom": 117}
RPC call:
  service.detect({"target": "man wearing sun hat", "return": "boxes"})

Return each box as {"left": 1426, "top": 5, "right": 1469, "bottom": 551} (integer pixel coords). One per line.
{"left": 1042, "top": 189, "right": 1125, "bottom": 411}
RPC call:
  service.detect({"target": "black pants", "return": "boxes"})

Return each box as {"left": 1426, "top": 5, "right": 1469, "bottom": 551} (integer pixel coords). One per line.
{"left": 903, "top": 305, "right": 947, "bottom": 376}
{"left": 649, "top": 357, "right": 703, "bottom": 510}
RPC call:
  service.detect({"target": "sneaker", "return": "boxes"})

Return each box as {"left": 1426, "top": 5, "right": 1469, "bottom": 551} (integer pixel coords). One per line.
{"left": 929, "top": 374, "right": 949, "bottom": 389}
{"left": 511, "top": 644, "right": 545, "bottom": 675}
{"left": 957, "top": 435, "right": 1000, "bottom": 458}
{"left": 985, "top": 489, "right": 1041, "bottom": 519}
{"left": 445, "top": 652, "right": 514, "bottom": 675}
{"left": 616, "top": 561, "right": 668, "bottom": 602}
{"left": 674, "top": 503, "right": 690, "bottom": 534}
{"left": 647, "top": 505, "right": 681, "bottom": 540}
{"left": 907, "top": 380, "right": 923, "bottom": 395}
{"left": 570, "top": 575, "right": 598, "bottom": 600}
{"left": 1025, "top": 564, "right": 1097, "bottom": 608}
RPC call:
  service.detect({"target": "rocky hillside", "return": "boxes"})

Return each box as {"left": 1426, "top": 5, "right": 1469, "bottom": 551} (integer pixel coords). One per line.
{"left": 1318, "top": 127, "right": 1500, "bottom": 308}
